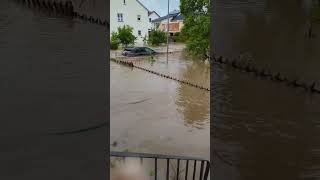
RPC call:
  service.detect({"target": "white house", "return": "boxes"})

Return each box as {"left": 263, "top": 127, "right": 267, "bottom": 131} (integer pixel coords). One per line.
{"left": 110, "top": 0, "right": 158, "bottom": 46}
{"left": 148, "top": 11, "right": 160, "bottom": 25}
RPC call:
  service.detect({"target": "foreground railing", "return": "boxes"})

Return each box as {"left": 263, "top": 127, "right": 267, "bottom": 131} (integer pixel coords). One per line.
{"left": 110, "top": 151, "right": 210, "bottom": 180}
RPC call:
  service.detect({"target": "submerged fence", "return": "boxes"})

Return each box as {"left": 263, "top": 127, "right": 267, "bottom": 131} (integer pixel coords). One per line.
{"left": 111, "top": 58, "right": 210, "bottom": 92}
{"left": 110, "top": 151, "right": 210, "bottom": 180}
{"left": 212, "top": 55, "right": 320, "bottom": 94}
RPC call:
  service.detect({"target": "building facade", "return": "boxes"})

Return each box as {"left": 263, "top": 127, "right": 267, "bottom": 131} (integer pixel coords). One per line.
{"left": 152, "top": 10, "right": 184, "bottom": 36}
{"left": 148, "top": 11, "right": 161, "bottom": 24}
{"left": 110, "top": 0, "right": 151, "bottom": 45}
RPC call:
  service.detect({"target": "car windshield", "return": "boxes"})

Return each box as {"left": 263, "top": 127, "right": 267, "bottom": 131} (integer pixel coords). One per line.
{"left": 124, "top": 48, "right": 133, "bottom": 51}
{"left": 144, "top": 48, "right": 153, "bottom": 53}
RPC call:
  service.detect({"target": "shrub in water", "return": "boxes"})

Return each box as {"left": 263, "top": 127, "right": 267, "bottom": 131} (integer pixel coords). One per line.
{"left": 117, "top": 25, "right": 136, "bottom": 47}
{"left": 110, "top": 32, "right": 119, "bottom": 50}
{"left": 148, "top": 29, "right": 166, "bottom": 46}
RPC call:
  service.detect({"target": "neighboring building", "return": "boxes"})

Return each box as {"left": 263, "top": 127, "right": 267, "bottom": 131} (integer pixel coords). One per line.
{"left": 148, "top": 11, "right": 161, "bottom": 23}
{"left": 152, "top": 10, "right": 184, "bottom": 36}
{"left": 110, "top": 0, "right": 151, "bottom": 45}
{"left": 147, "top": 11, "right": 160, "bottom": 33}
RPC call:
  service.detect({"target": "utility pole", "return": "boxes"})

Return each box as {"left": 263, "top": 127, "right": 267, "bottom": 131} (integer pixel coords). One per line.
{"left": 166, "top": 0, "right": 170, "bottom": 63}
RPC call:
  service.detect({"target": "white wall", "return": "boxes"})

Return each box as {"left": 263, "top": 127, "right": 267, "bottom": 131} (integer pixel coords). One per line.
{"left": 148, "top": 12, "right": 160, "bottom": 30}
{"left": 110, "top": 0, "right": 150, "bottom": 46}
{"left": 149, "top": 12, "right": 160, "bottom": 22}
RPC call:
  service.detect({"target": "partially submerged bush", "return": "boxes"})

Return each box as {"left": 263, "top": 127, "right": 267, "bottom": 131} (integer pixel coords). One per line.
{"left": 110, "top": 32, "right": 119, "bottom": 50}
{"left": 111, "top": 25, "right": 136, "bottom": 48}
{"left": 148, "top": 29, "right": 166, "bottom": 46}
{"left": 117, "top": 25, "right": 136, "bottom": 47}
{"left": 172, "top": 32, "right": 186, "bottom": 42}
{"left": 110, "top": 41, "right": 119, "bottom": 50}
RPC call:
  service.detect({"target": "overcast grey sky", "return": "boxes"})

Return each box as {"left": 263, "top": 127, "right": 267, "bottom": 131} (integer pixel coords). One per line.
{"left": 139, "top": 0, "right": 180, "bottom": 16}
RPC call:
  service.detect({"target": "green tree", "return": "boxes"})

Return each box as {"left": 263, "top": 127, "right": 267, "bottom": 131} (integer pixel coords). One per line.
{"left": 180, "top": 0, "right": 210, "bottom": 59}
{"left": 116, "top": 25, "right": 136, "bottom": 47}
{"left": 148, "top": 29, "right": 166, "bottom": 46}
{"left": 110, "top": 32, "right": 119, "bottom": 50}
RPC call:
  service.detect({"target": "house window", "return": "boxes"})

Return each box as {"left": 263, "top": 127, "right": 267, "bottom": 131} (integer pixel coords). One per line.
{"left": 117, "top": 13, "right": 123, "bottom": 22}
{"left": 123, "top": 0, "right": 126, "bottom": 5}
{"left": 138, "top": 30, "right": 141, "bottom": 36}
{"left": 137, "top": 15, "right": 141, "bottom": 21}
{"left": 149, "top": 18, "right": 152, "bottom": 22}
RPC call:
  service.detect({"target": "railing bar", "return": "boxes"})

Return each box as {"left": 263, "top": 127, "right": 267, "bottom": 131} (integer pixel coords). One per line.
{"left": 110, "top": 151, "right": 208, "bottom": 161}
{"left": 203, "top": 161, "right": 210, "bottom": 180}
{"left": 166, "top": 159, "right": 170, "bottom": 180}
{"left": 192, "top": 160, "right": 197, "bottom": 180}
{"left": 140, "top": 157, "right": 143, "bottom": 165}
{"left": 177, "top": 159, "right": 180, "bottom": 180}
{"left": 199, "top": 161, "right": 204, "bottom": 180}
{"left": 185, "top": 160, "right": 189, "bottom": 180}
{"left": 155, "top": 158, "right": 158, "bottom": 180}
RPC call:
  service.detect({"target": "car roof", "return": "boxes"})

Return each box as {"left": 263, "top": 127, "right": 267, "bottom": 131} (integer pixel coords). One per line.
{"left": 124, "top": 47, "right": 154, "bottom": 51}
{"left": 135, "top": 47, "right": 152, "bottom": 49}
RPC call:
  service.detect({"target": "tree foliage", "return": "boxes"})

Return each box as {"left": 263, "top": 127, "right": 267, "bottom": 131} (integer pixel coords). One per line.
{"left": 148, "top": 29, "right": 167, "bottom": 46}
{"left": 110, "top": 32, "right": 119, "bottom": 50}
{"left": 180, "top": 0, "right": 210, "bottom": 59}
{"left": 112, "top": 25, "right": 136, "bottom": 47}
{"left": 172, "top": 32, "right": 186, "bottom": 42}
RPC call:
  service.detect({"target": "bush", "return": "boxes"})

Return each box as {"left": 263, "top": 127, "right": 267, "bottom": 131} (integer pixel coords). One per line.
{"left": 110, "top": 32, "right": 119, "bottom": 50}
{"left": 172, "top": 32, "right": 186, "bottom": 42}
{"left": 110, "top": 40, "right": 119, "bottom": 50}
{"left": 117, "top": 25, "right": 136, "bottom": 47}
{"left": 148, "top": 29, "right": 166, "bottom": 46}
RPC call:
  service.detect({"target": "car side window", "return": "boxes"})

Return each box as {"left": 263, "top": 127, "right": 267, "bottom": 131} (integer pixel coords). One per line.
{"left": 145, "top": 48, "right": 153, "bottom": 53}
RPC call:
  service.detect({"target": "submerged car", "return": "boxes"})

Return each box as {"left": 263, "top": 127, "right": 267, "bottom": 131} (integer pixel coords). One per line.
{"left": 122, "top": 47, "right": 157, "bottom": 57}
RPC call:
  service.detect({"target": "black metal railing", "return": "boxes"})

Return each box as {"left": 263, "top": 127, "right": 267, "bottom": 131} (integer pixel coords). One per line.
{"left": 110, "top": 151, "right": 210, "bottom": 180}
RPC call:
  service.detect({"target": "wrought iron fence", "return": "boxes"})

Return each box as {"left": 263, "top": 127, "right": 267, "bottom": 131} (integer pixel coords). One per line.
{"left": 110, "top": 151, "right": 210, "bottom": 180}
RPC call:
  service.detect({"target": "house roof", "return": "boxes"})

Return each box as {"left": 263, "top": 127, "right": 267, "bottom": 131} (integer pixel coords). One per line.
{"left": 148, "top": 11, "right": 160, "bottom": 17}
{"left": 169, "top": 10, "right": 180, "bottom": 14}
{"left": 171, "top": 13, "right": 184, "bottom": 21}
{"left": 151, "top": 10, "right": 183, "bottom": 23}
{"left": 136, "top": 0, "right": 150, "bottom": 12}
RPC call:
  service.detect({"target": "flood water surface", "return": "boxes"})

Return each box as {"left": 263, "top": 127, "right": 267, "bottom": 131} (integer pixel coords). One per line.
{"left": 110, "top": 52, "right": 210, "bottom": 160}
{"left": 0, "top": 0, "right": 107, "bottom": 179}
{"left": 213, "top": 0, "right": 320, "bottom": 179}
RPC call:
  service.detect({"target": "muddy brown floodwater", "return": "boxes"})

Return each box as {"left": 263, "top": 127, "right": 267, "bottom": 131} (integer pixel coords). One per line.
{"left": 213, "top": 0, "right": 320, "bottom": 180}
{"left": 110, "top": 52, "right": 210, "bottom": 161}
{"left": 0, "top": 0, "right": 107, "bottom": 179}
